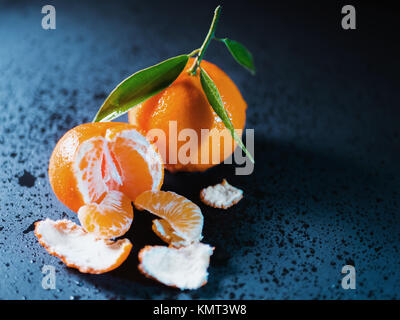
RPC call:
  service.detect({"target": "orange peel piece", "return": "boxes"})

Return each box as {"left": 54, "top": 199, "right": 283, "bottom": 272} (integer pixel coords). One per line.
{"left": 138, "top": 243, "right": 214, "bottom": 290}
{"left": 134, "top": 190, "right": 203, "bottom": 246}
{"left": 200, "top": 179, "right": 243, "bottom": 209}
{"left": 35, "top": 218, "right": 132, "bottom": 274}
{"left": 78, "top": 190, "right": 133, "bottom": 239}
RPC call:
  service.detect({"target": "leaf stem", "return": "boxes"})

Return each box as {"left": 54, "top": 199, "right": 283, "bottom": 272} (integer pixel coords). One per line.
{"left": 188, "top": 5, "right": 222, "bottom": 75}
{"left": 188, "top": 48, "right": 201, "bottom": 57}
{"left": 213, "top": 37, "right": 224, "bottom": 42}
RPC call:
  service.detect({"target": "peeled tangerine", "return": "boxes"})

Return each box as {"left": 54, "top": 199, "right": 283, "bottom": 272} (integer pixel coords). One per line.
{"left": 49, "top": 122, "right": 164, "bottom": 213}
{"left": 47, "top": 122, "right": 164, "bottom": 239}
{"left": 138, "top": 243, "right": 214, "bottom": 290}
{"left": 35, "top": 219, "right": 132, "bottom": 274}
{"left": 37, "top": 122, "right": 164, "bottom": 273}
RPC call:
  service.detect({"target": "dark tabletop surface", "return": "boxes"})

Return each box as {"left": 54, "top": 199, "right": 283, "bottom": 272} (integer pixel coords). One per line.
{"left": 0, "top": 0, "right": 399, "bottom": 299}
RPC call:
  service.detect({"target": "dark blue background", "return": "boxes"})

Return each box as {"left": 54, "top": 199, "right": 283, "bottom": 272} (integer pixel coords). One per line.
{"left": 0, "top": 0, "right": 399, "bottom": 299}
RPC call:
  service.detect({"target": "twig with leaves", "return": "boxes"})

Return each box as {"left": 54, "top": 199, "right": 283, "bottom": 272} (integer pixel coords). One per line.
{"left": 93, "top": 5, "right": 255, "bottom": 163}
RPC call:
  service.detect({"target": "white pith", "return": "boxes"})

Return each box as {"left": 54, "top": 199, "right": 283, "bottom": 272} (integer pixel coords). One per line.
{"left": 139, "top": 243, "right": 214, "bottom": 290}
{"left": 74, "top": 137, "right": 109, "bottom": 204}
{"left": 102, "top": 140, "right": 123, "bottom": 187}
{"left": 36, "top": 219, "right": 131, "bottom": 272}
{"left": 200, "top": 179, "right": 243, "bottom": 208}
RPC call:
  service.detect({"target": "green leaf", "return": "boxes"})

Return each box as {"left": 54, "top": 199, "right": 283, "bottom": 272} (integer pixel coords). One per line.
{"left": 199, "top": 67, "right": 254, "bottom": 163}
{"left": 220, "top": 38, "right": 256, "bottom": 75}
{"left": 93, "top": 55, "right": 189, "bottom": 122}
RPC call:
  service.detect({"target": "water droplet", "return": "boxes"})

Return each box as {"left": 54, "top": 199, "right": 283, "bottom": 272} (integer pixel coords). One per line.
{"left": 74, "top": 280, "right": 83, "bottom": 287}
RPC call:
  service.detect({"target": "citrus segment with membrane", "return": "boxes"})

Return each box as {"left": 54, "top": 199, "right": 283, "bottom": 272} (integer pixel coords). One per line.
{"left": 108, "top": 129, "right": 164, "bottom": 201}
{"left": 73, "top": 136, "right": 110, "bottom": 204}
{"left": 152, "top": 219, "right": 186, "bottom": 247}
{"left": 78, "top": 190, "right": 133, "bottom": 239}
{"left": 134, "top": 190, "right": 203, "bottom": 246}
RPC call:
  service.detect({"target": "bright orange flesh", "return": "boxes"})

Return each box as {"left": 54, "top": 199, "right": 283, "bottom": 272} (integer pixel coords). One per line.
{"left": 110, "top": 135, "right": 155, "bottom": 201}
{"left": 134, "top": 190, "right": 203, "bottom": 246}
{"left": 78, "top": 190, "right": 133, "bottom": 239}
{"left": 128, "top": 58, "right": 247, "bottom": 172}
{"left": 151, "top": 219, "right": 185, "bottom": 246}
{"left": 49, "top": 122, "right": 164, "bottom": 213}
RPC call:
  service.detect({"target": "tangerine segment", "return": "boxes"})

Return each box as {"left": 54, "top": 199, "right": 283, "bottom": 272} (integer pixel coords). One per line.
{"left": 152, "top": 219, "right": 186, "bottom": 247}
{"left": 138, "top": 243, "right": 214, "bottom": 290}
{"left": 49, "top": 122, "right": 164, "bottom": 213}
{"left": 78, "top": 190, "right": 133, "bottom": 239}
{"left": 108, "top": 129, "right": 163, "bottom": 201}
{"left": 73, "top": 136, "right": 110, "bottom": 204}
{"left": 134, "top": 191, "right": 203, "bottom": 245}
{"left": 35, "top": 219, "right": 132, "bottom": 274}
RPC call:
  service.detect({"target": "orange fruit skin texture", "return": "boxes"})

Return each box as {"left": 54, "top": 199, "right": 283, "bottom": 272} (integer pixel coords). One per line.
{"left": 49, "top": 122, "right": 163, "bottom": 213}
{"left": 128, "top": 57, "right": 247, "bottom": 172}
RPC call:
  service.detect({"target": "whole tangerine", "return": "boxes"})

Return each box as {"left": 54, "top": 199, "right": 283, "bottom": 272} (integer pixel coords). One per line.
{"left": 128, "top": 57, "right": 247, "bottom": 172}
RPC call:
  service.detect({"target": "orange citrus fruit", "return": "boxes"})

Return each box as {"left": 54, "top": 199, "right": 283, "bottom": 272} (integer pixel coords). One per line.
{"left": 49, "top": 122, "right": 164, "bottom": 214}
{"left": 35, "top": 218, "right": 132, "bottom": 274}
{"left": 78, "top": 190, "right": 133, "bottom": 239}
{"left": 134, "top": 190, "right": 203, "bottom": 246}
{"left": 128, "top": 57, "right": 247, "bottom": 172}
